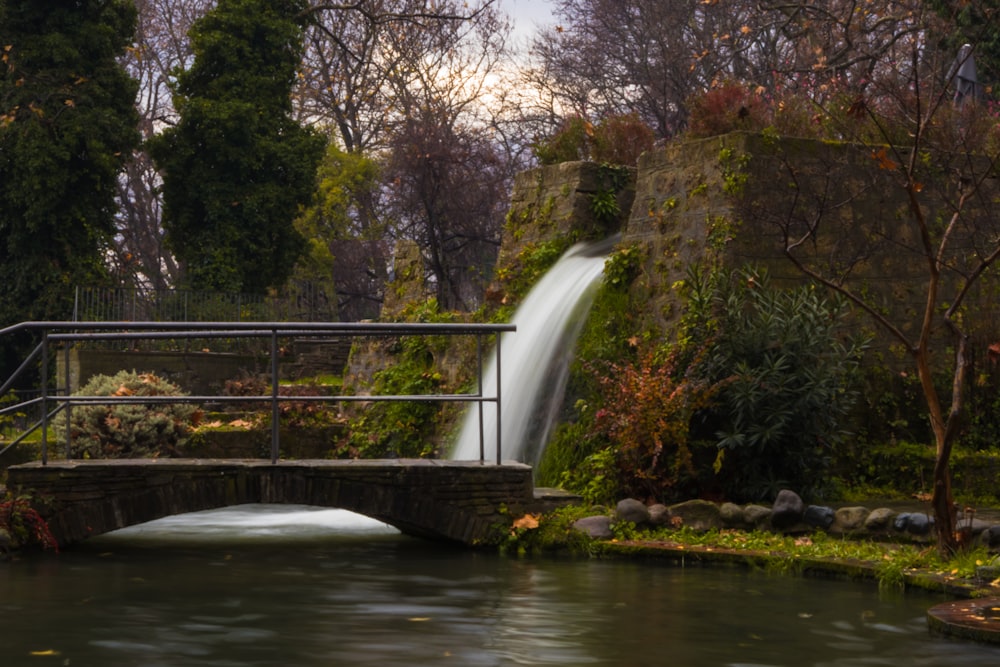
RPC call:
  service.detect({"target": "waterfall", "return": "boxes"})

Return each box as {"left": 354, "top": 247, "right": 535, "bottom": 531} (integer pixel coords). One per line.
{"left": 451, "top": 236, "right": 617, "bottom": 466}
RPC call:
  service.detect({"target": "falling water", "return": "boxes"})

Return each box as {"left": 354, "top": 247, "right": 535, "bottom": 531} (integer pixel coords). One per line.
{"left": 451, "top": 236, "right": 618, "bottom": 466}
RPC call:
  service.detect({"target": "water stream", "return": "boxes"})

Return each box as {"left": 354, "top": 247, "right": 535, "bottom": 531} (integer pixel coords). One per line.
{"left": 2, "top": 506, "right": 998, "bottom": 666}
{"left": 451, "top": 238, "right": 616, "bottom": 465}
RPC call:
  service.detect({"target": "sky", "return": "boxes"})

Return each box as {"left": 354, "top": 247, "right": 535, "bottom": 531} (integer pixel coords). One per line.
{"left": 499, "top": 0, "right": 557, "bottom": 44}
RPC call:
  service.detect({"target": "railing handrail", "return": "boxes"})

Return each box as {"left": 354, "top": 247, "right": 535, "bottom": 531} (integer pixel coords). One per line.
{"left": 0, "top": 320, "right": 514, "bottom": 466}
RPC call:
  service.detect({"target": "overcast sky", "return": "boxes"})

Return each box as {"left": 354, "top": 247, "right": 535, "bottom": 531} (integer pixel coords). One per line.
{"left": 499, "top": 0, "right": 556, "bottom": 44}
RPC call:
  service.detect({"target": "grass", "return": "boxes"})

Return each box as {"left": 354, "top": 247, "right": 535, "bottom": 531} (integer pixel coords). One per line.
{"left": 506, "top": 507, "right": 1000, "bottom": 594}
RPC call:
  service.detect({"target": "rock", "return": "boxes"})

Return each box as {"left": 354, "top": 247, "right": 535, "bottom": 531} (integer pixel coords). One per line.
{"left": 959, "top": 518, "right": 991, "bottom": 537}
{"left": 863, "top": 507, "right": 896, "bottom": 532}
{"left": 668, "top": 499, "right": 722, "bottom": 531}
{"left": 573, "top": 515, "right": 614, "bottom": 540}
{"left": 771, "top": 490, "right": 805, "bottom": 529}
{"left": 743, "top": 504, "right": 772, "bottom": 528}
{"left": 648, "top": 504, "right": 672, "bottom": 527}
{"left": 981, "top": 526, "right": 1000, "bottom": 548}
{"left": 719, "top": 502, "right": 745, "bottom": 527}
{"left": 616, "top": 498, "right": 651, "bottom": 526}
{"left": 831, "top": 507, "right": 870, "bottom": 534}
{"left": 803, "top": 505, "right": 836, "bottom": 530}
{"left": 906, "top": 513, "right": 933, "bottom": 536}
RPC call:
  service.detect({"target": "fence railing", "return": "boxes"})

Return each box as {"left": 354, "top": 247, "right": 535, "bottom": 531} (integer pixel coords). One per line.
{"left": 0, "top": 321, "right": 514, "bottom": 466}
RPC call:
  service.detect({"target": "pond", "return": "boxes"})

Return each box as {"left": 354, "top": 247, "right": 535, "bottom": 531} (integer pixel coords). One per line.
{"left": 2, "top": 505, "right": 998, "bottom": 666}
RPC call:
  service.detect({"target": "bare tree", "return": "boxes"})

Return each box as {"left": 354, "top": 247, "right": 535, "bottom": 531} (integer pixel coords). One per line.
{"left": 750, "top": 5, "right": 1000, "bottom": 554}
{"left": 112, "top": 0, "right": 212, "bottom": 291}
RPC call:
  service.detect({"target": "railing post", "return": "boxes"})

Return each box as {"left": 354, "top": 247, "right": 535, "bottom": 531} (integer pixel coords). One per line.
{"left": 477, "top": 334, "right": 485, "bottom": 464}
{"left": 495, "top": 333, "right": 502, "bottom": 466}
{"left": 64, "top": 342, "right": 71, "bottom": 459}
{"left": 270, "top": 328, "right": 279, "bottom": 464}
{"left": 40, "top": 329, "right": 48, "bottom": 465}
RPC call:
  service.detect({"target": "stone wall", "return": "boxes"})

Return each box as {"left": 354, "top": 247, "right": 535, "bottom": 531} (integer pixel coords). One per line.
{"left": 623, "top": 132, "right": 1000, "bottom": 348}
{"left": 6, "top": 459, "right": 536, "bottom": 547}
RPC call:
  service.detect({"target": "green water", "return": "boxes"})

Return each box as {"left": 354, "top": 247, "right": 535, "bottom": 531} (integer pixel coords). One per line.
{"left": 2, "top": 505, "right": 998, "bottom": 666}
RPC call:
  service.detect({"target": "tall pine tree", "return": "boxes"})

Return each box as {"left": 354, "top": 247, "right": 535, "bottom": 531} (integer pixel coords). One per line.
{"left": 0, "top": 0, "right": 139, "bottom": 375}
{"left": 149, "top": 0, "right": 325, "bottom": 294}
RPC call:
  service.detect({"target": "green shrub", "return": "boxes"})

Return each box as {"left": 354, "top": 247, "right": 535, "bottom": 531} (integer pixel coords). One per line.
{"left": 344, "top": 298, "right": 457, "bottom": 458}
{"left": 57, "top": 371, "right": 201, "bottom": 459}
{"left": 697, "top": 267, "right": 868, "bottom": 501}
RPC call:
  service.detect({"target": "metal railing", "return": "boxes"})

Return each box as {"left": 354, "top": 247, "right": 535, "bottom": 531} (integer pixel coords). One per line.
{"left": 0, "top": 321, "right": 514, "bottom": 466}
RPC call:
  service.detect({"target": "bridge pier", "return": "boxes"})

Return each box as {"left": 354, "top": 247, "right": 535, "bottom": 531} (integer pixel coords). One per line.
{"left": 5, "top": 459, "right": 536, "bottom": 547}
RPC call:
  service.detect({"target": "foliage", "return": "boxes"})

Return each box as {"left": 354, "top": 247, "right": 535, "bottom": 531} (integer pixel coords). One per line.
{"left": 492, "top": 239, "right": 573, "bottom": 308}
{"left": 590, "top": 347, "right": 721, "bottom": 502}
{"left": 148, "top": 0, "right": 325, "bottom": 294}
{"left": 496, "top": 504, "right": 601, "bottom": 556}
{"left": 590, "top": 113, "right": 657, "bottom": 165}
{"left": 533, "top": 116, "right": 593, "bottom": 165}
{"left": 344, "top": 299, "right": 457, "bottom": 458}
{"left": 0, "top": 494, "right": 57, "bottom": 552}
{"left": 533, "top": 113, "right": 655, "bottom": 166}
{"left": 686, "top": 82, "right": 770, "bottom": 138}
{"left": 293, "top": 143, "right": 386, "bottom": 321}
{"left": 697, "top": 267, "right": 868, "bottom": 501}
{"left": 557, "top": 444, "right": 620, "bottom": 506}
{"left": 57, "top": 371, "right": 201, "bottom": 459}
{"left": 603, "top": 244, "right": 643, "bottom": 290}
{"left": 221, "top": 372, "right": 342, "bottom": 429}
{"left": 0, "top": 0, "right": 140, "bottom": 377}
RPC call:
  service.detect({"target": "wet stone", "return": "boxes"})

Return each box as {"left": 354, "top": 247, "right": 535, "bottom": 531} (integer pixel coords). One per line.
{"left": 648, "top": 504, "right": 672, "bottom": 527}
{"left": 743, "top": 504, "right": 772, "bottom": 528}
{"left": 573, "top": 515, "right": 613, "bottom": 540}
{"left": 616, "top": 498, "right": 651, "bottom": 526}
{"left": 803, "top": 505, "right": 835, "bottom": 530}
{"left": 831, "top": 507, "right": 870, "bottom": 534}
{"left": 771, "top": 490, "right": 805, "bottom": 529}
{"left": 863, "top": 507, "right": 896, "bottom": 531}
{"left": 719, "top": 502, "right": 745, "bottom": 527}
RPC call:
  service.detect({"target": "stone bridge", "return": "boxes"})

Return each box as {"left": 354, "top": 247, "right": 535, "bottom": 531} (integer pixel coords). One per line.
{"left": 5, "top": 459, "right": 539, "bottom": 547}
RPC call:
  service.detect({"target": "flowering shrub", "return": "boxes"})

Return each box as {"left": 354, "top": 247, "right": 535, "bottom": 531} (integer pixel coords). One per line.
{"left": 0, "top": 495, "right": 58, "bottom": 552}
{"left": 591, "top": 348, "right": 720, "bottom": 501}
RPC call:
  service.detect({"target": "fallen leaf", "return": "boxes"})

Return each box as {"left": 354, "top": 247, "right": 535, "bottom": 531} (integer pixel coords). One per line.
{"left": 512, "top": 514, "right": 540, "bottom": 530}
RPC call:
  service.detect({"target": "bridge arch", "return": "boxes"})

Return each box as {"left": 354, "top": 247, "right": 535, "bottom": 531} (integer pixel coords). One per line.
{"left": 5, "top": 459, "right": 535, "bottom": 547}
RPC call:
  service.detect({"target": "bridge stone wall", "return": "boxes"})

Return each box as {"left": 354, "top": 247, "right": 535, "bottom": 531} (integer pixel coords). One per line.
{"left": 6, "top": 459, "right": 535, "bottom": 547}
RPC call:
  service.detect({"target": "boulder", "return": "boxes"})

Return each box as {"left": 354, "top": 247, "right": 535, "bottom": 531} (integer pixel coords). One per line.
{"left": 831, "top": 507, "right": 870, "bottom": 534}
{"left": 980, "top": 526, "right": 1000, "bottom": 548}
{"left": 898, "top": 513, "right": 933, "bottom": 536}
{"left": 803, "top": 505, "right": 836, "bottom": 530}
{"left": 770, "top": 490, "right": 805, "bottom": 529}
{"left": 648, "top": 504, "right": 672, "bottom": 527}
{"left": 616, "top": 498, "right": 651, "bottom": 526}
{"left": 719, "top": 502, "right": 745, "bottom": 527}
{"left": 573, "top": 515, "right": 614, "bottom": 540}
{"left": 743, "top": 504, "right": 772, "bottom": 528}
{"left": 668, "top": 499, "right": 722, "bottom": 531}
{"left": 863, "top": 507, "right": 897, "bottom": 532}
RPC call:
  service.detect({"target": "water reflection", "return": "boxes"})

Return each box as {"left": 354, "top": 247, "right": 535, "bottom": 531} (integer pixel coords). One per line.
{"left": 1, "top": 505, "right": 998, "bottom": 666}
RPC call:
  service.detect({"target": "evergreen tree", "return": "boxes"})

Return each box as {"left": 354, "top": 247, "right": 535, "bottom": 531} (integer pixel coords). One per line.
{"left": 0, "top": 0, "right": 139, "bottom": 375}
{"left": 149, "top": 0, "right": 325, "bottom": 294}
